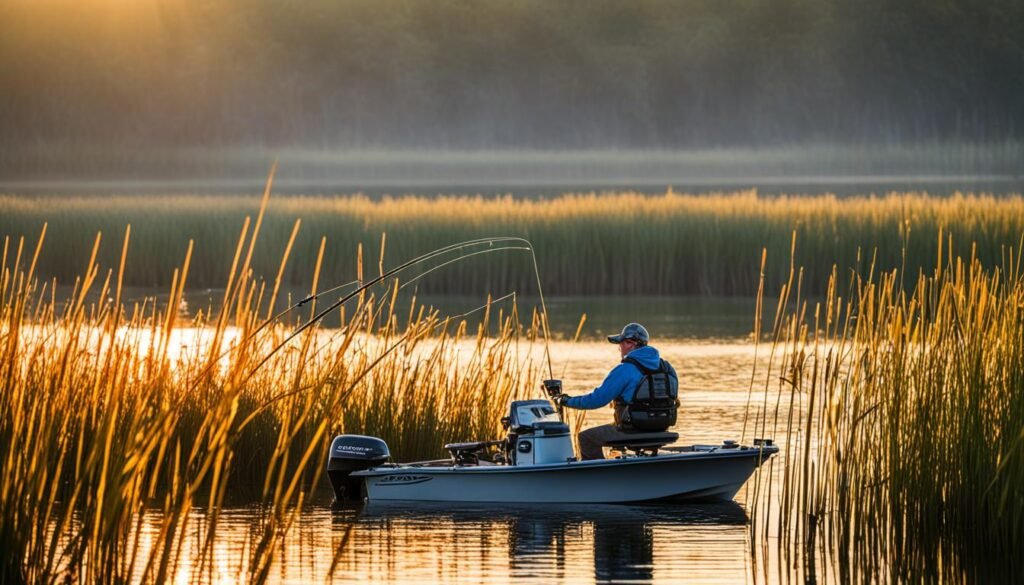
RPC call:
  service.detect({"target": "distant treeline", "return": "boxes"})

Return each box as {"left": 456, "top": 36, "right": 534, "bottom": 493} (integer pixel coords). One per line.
{"left": 2, "top": 0, "right": 1023, "bottom": 153}
{"left": 2, "top": 191, "right": 1023, "bottom": 298}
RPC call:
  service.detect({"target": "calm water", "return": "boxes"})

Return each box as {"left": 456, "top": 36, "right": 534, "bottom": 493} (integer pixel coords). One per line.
{"left": 167, "top": 501, "right": 755, "bottom": 585}
{"left": 122, "top": 290, "right": 767, "bottom": 342}
{"left": 134, "top": 329, "right": 789, "bottom": 584}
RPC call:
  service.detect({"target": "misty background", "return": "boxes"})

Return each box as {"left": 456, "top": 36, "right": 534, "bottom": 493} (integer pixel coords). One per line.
{"left": 1, "top": 0, "right": 1023, "bottom": 191}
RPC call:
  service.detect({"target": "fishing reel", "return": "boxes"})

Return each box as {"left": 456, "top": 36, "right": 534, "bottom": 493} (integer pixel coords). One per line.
{"left": 541, "top": 379, "right": 568, "bottom": 422}
{"left": 542, "top": 379, "right": 562, "bottom": 398}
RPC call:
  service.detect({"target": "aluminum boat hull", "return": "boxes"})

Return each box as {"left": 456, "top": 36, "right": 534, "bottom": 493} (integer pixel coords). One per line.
{"left": 352, "top": 445, "right": 777, "bottom": 503}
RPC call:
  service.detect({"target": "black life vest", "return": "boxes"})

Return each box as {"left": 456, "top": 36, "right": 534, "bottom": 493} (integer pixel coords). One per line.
{"left": 613, "top": 357, "right": 679, "bottom": 432}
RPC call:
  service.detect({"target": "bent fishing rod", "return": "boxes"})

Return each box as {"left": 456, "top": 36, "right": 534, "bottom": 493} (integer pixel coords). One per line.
{"left": 213, "top": 236, "right": 555, "bottom": 390}
{"left": 185, "top": 236, "right": 534, "bottom": 392}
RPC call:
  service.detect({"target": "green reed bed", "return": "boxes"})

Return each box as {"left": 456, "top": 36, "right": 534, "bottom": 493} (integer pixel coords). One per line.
{"left": 748, "top": 235, "right": 1024, "bottom": 583}
{"left": 2, "top": 191, "right": 1022, "bottom": 297}
{"left": 0, "top": 206, "right": 540, "bottom": 582}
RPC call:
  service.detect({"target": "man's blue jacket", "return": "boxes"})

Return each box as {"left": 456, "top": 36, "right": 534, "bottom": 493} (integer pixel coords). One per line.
{"left": 564, "top": 345, "right": 676, "bottom": 409}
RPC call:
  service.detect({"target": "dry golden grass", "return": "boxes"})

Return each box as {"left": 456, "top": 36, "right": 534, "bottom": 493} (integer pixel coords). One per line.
{"left": 2, "top": 190, "right": 1023, "bottom": 296}
{"left": 0, "top": 187, "right": 544, "bottom": 583}
{"left": 4, "top": 181, "right": 1023, "bottom": 582}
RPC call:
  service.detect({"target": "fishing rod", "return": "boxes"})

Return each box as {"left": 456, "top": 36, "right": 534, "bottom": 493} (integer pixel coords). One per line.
{"left": 180, "top": 236, "right": 559, "bottom": 449}
{"left": 243, "top": 236, "right": 554, "bottom": 384}
{"left": 184, "top": 236, "right": 542, "bottom": 392}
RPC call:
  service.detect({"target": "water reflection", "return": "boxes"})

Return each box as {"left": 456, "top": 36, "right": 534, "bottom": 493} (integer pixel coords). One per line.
{"left": 327, "top": 501, "right": 749, "bottom": 584}
{"left": 54, "top": 287, "right": 765, "bottom": 341}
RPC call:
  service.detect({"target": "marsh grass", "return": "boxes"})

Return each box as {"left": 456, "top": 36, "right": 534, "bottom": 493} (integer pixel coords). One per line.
{"left": 6, "top": 182, "right": 1024, "bottom": 583}
{"left": 0, "top": 191, "right": 544, "bottom": 582}
{"left": 3, "top": 191, "right": 1023, "bottom": 297}
{"left": 748, "top": 232, "right": 1024, "bottom": 582}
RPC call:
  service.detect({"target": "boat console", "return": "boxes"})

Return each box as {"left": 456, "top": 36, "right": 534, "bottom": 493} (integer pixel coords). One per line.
{"left": 501, "top": 399, "right": 575, "bottom": 466}
{"left": 440, "top": 400, "right": 576, "bottom": 467}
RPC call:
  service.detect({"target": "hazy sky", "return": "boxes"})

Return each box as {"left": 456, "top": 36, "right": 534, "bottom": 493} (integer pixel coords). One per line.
{"left": 2, "top": 0, "right": 1022, "bottom": 153}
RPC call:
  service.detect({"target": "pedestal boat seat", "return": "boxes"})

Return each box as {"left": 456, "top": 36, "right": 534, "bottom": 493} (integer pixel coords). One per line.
{"left": 604, "top": 431, "right": 679, "bottom": 456}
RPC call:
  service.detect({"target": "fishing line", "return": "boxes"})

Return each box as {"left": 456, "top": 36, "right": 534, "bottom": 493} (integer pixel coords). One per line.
{"left": 528, "top": 246, "right": 555, "bottom": 381}
{"left": 185, "top": 236, "right": 534, "bottom": 390}
{"left": 559, "top": 313, "right": 588, "bottom": 380}
{"left": 246, "top": 236, "right": 553, "bottom": 383}
{"left": 183, "top": 234, "right": 556, "bottom": 415}
{"left": 301, "top": 278, "right": 518, "bottom": 372}
{"left": 248, "top": 240, "right": 517, "bottom": 375}
{"left": 399, "top": 246, "right": 531, "bottom": 291}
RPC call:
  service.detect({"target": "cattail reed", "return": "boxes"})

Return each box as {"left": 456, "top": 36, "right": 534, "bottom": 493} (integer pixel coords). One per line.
{"left": 2, "top": 191, "right": 1022, "bottom": 297}
{"left": 0, "top": 211, "right": 541, "bottom": 583}
{"left": 749, "top": 233, "right": 1024, "bottom": 582}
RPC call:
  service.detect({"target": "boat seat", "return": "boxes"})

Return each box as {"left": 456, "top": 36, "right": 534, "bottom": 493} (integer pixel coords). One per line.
{"left": 604, "top": 432, "right": 679, "bottom": 456}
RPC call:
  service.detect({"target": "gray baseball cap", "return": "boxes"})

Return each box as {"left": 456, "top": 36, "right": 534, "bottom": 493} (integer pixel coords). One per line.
{"left": 607, "top": 322, "right": 650, "bottom": 344}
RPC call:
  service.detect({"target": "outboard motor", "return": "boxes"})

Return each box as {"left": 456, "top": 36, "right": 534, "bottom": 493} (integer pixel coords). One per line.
{"left": 326, "top": 435, "right": 390, "bottom": 501}
{"left": 502, "top": 399, "right": 575, "bottom": 466}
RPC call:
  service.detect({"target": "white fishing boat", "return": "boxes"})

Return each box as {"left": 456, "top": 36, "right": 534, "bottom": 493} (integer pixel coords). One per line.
{"left": 327, "top": 399, "right": 777, "bottom": 504}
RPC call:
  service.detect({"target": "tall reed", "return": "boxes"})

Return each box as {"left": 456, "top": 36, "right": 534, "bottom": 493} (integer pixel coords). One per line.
{"left": 749, "top": 233, "right": 1024, "bottom": 582}
{"left": 0, "top": 210, "right": 542, "bottom": 582}
{"left": 2, "top": 191, "right": 1023, "bottom": 297}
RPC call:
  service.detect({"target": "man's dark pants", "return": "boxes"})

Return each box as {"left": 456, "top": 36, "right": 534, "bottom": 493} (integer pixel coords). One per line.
{"left": 578, "top": 423, "right": 635, "bottom": 460}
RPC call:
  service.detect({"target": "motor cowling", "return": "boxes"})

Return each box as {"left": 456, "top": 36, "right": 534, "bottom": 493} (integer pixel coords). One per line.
{"left": 327, "top": 435, "right": 390, "bottom": 501}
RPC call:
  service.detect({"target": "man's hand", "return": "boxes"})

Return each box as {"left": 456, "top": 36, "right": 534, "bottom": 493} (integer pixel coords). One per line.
{"left": 555, "top": 394, "right": 571, "bottom": 407}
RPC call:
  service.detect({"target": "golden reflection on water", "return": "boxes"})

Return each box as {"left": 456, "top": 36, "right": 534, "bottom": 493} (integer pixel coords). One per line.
{"left": 329, "top": 502, "right": 753, "bottom": 584}
{"left": 146, "top": 501, "right": 755, "bottom": 585}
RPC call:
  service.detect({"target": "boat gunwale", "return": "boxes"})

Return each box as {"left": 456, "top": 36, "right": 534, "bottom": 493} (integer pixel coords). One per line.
{"left": 352, "top": 444, "right": 779, "bottom": 477}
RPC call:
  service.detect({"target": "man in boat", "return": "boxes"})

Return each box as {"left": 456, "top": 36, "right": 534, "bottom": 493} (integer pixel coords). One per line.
{"left": 546, "top": 323, "right": 680, "bottom": 460}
